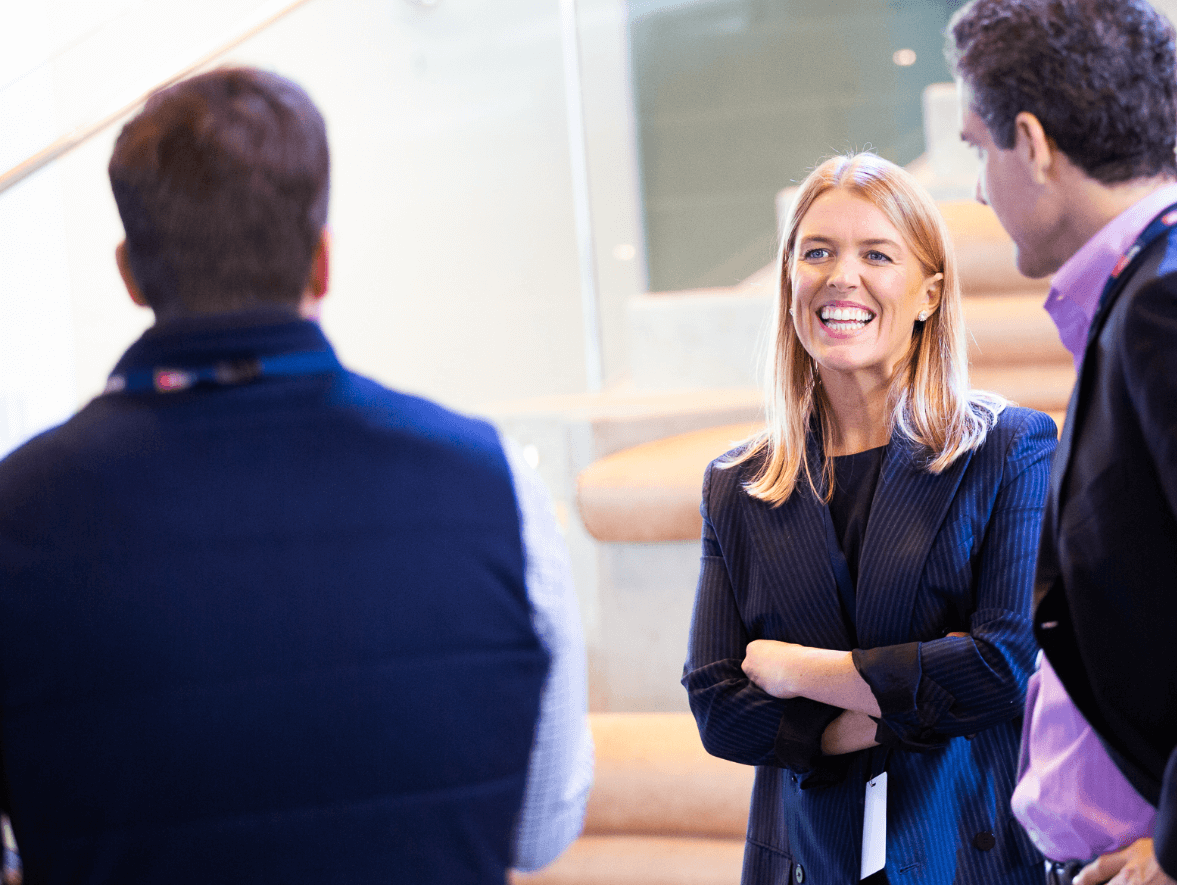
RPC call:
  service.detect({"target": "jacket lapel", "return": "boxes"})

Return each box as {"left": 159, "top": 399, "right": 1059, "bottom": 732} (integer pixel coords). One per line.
{"left": 854, "top": 436, "right": 973, "bottom": 647}
{"left": 1036, "top": 240, "right": 1151, "bottom": 607}
{"left": 1054, "top": 204, "right": 1177, "bottom": 519}
{"left": 747, "top": 436, "right": 854, "bottom": 651}
{"left": 1037, "top": 231, "right": 1140, "bottom": 595}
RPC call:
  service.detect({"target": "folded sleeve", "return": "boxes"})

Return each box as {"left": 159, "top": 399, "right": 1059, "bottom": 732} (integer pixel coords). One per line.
{"left": 683, "top": 462, "right": 845, "bottom": 784}
{"left": 851, "top": 410, "right": 1056, "bottom": 749}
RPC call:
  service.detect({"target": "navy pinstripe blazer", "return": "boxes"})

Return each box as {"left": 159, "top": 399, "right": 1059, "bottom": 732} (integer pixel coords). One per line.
{"left": 683, "top": 406, "right": 1056, "bottom": 885}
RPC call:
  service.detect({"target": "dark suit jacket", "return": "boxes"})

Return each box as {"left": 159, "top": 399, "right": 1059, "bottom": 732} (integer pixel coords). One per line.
{"left": 0, "top": 314, "right": 548, "bottom": 885}
{"left": 1035, "top": 217, "right": 1177, "bottom": 874}
{"left": 684, "top": 406, "right": 1055, "bottom": 885}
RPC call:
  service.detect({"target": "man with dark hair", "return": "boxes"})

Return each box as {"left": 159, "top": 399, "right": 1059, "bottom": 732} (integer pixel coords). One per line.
{"left": 108, "top": 68, "right": 332, "bottom": 319}
{"left": 0, "top": 67, "right": 591, "bottom": 884}
{"left": 949, "top": 2, "right": 1177, "bottom": 884}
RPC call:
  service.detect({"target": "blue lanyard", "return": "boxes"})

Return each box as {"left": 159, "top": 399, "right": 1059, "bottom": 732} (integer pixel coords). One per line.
{"left": 104, "top": 350, "right": 339, "bottom": 395}
{"left": 1089, "top": 202, "right": 1177, "bottom": 347}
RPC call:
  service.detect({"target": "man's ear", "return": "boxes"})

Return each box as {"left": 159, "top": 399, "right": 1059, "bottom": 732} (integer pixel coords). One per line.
{"left": 115, "top": 241, "right": 149, "bottom": 308}
{"left": 299, "top": 227, "right": 330, "bottom": 319}
{"left": 1012, "top": 111, "right": 1056, "bottom": 186}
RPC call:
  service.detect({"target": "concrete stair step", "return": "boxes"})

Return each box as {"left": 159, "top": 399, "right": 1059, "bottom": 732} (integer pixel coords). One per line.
{"left": 578, "top": 381, "right": 1069, "bottom": 547}
{"left": 484, "top": 386, "right": 763, "bottom": 713}
{"left": 510, "top": 712, "right": 752, "bottom": 884}
{"left": 486, "top": 386, "right": 762, "bottom": 501}
{"left": 971, "top": 363, "right": 1073, "bottom": 414}
{"left": 962, "top": 293, "right": 1070, "bottom": 367}
{"left": 941, "top": 201, "right": 1050, "bottom": 301}
{"left": 577, "top": 423, "right": 756, "bottom": 544}
{"left": 626, "top": 286, "right": 771, "bottom": 392}
{"left": 510, "top": 834, "right": 745, "bottom": 885}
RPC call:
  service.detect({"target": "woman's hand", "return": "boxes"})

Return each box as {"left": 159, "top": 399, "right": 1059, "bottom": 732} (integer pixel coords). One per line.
{"left": 1074, "top": 839, "right": 1176, "bottom": 885}
{"left": 742, "top": 639, "right": 805, "bottom": 698}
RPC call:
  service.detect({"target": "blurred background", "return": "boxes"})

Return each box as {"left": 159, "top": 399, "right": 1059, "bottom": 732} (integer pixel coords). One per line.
{"left": 0, "top": 0, "right": 974, "bottom": 436}
{"left": 5, "top": 0, "right": 1171, "bottom": 712}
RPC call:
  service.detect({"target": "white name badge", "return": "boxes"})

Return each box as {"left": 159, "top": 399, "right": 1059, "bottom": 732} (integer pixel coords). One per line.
{"left": 861, "top": 772, "right": 887, "bottom": 879}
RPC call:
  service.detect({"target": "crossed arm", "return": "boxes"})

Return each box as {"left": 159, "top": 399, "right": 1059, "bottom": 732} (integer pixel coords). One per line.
{"left": 740, "top": 637, "right": 961, "bottom": 755}
{"left": 685, "top": 411, "right": 1055, "bottom": 769}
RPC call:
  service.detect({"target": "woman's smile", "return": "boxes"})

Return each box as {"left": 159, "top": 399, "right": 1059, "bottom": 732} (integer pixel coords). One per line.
{"left": 817, "top": 301, "right": 876, "bottom": 334}
{"left": 790, "top": 189, "right": 941, "bottom": 384}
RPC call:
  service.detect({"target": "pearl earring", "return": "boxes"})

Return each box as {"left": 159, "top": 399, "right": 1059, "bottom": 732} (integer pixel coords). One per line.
{"left": 918, "top": 311, "right": 927, "bottom": 322}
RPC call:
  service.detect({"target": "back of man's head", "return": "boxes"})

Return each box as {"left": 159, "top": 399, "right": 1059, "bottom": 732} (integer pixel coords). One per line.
{"left": 948, "top": 0, "right": 1177, "bottom": 185}
{"left": 109, "top": 67, "right": 330, "bottom": 319}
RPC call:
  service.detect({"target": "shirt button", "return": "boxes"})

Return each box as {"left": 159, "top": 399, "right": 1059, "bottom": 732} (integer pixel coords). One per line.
{"left": 973, "top": 830, "right": 996, "bottom": 851}
{"left": 794, "top": 863, "right": 805, "bottom": 883}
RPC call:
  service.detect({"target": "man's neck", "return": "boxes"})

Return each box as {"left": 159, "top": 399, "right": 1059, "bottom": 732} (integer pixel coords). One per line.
{"left": 1062, "top": 172, "right": 1177, "bottom": 261}
{"left": 149, "top": 306, "right": 304, "bottom": 334}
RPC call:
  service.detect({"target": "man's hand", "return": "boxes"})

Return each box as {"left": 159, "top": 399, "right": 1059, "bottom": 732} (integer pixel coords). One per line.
{"left": 1074, "top": 838, "right": 1176, "bottom": 885}
{"left": 741, "top": 639, "right": 804, "bottom": 698}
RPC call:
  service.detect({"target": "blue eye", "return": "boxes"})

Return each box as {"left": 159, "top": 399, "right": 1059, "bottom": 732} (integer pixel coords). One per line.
{"left": 802, "top": 248, "right": 829, "bottom": 260}
{"left": 866, "top": 250, "right": 892, "bottom": 262}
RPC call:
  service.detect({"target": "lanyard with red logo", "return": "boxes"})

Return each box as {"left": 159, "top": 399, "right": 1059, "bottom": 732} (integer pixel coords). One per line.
{"left": 103, "top": 350, "right": 339, "bottom": 395}
{"left": 1091, "top": 202, "right": 1177, "bottom": 347}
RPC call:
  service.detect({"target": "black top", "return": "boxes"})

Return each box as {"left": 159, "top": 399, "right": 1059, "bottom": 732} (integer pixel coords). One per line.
{"left": 829, "top": 445, "right": 886, "bottom": 586}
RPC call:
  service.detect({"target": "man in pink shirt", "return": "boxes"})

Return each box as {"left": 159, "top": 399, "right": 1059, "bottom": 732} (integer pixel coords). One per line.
{"left": 948, "top": 2, "right": 1177, "bottom": 884}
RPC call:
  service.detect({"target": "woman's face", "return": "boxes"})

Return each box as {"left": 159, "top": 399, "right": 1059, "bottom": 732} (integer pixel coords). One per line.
{"left": 790, "top": 188, "right": 941, "bottom": 388}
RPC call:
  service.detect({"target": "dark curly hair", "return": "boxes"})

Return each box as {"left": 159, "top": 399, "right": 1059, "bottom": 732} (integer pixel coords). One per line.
{"left": 947, "top": 0, "right": 1177, "bottom": 184}
{"left": 109, "top": 67, "right": 330, "bottom": 318}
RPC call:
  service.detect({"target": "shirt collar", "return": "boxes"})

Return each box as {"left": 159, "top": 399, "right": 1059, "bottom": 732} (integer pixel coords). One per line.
{"left": 1045, "top": 182, "right": 1177, "bottom": 368}
{"left": 112, "top": 314, "right": 334, "bottom": 379}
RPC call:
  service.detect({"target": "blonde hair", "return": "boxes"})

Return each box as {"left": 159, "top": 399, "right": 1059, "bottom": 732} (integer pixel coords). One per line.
{"left": 731, "top": 153, "right": 1005, "bottom": 504}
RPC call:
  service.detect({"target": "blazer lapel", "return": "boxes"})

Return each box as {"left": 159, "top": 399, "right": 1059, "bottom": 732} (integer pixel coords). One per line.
{"left": 1053, "top": 204, "right": 1177, "bottom": 519}
{"left": 1035, "top": 227, "right": 1153, "bottom": 607}
{"left": 747, "top": 436, "right": 855, "bottom": 651}
{"left": 854, "top": 436, "right": 973, "bottom": 648}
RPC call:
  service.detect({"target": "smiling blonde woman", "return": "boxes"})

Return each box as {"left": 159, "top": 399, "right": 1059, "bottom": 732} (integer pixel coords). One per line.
{"left": 746, "top": 152, "right": 1007, "bottom": 504}
{"left": 683, "top": 153, "right": 1056, "bottom": 885}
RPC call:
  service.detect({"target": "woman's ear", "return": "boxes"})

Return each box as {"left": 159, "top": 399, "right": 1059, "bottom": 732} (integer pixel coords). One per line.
{"left": 921, "top": 272, "right": 944, "bottom": 320}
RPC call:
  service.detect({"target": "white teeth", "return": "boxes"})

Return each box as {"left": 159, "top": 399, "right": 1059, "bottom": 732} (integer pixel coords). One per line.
{"left": 820, "top": 305, "right": 873, "bottom": 323}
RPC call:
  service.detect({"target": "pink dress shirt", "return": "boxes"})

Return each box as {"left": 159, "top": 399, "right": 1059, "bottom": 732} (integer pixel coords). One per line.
{"left": 1012, "top": 183, "right": 1177, "bottom": 861}
{"left": 1044, "top": 182, "right": 1177, "bottom": 370}
{"left": 1012, "top": 654, "right": 1155, "bottom": 861}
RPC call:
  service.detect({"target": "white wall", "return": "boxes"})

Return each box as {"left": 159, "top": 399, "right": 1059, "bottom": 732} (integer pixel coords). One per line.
{"left": 0, "top": 0, "right": 647, "bottom": 455}
{"left": 1156, "top": 0, "right": 1177, "bottom": 26}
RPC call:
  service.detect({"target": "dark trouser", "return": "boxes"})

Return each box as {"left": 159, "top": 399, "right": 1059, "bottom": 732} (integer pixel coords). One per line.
{"left": 1045, "top": 860, "right": 1083, "bottom": 885}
